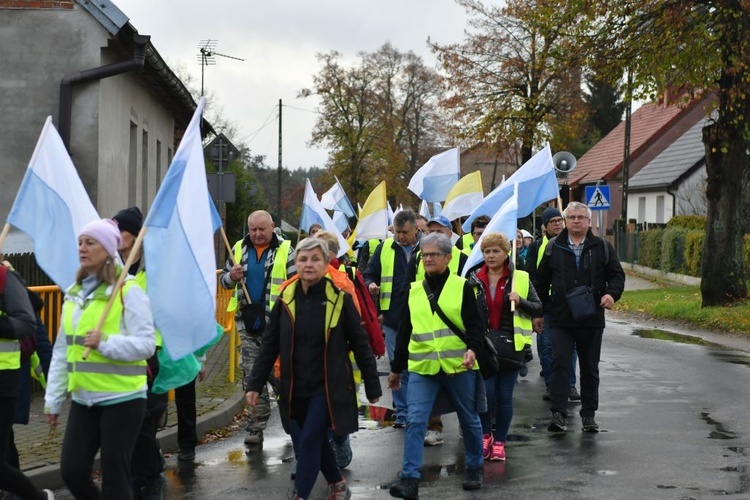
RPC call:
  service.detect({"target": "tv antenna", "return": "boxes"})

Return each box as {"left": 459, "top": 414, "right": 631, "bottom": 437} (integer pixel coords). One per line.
{"left": 197, "top": 39, "right": 245, "bottom": 96}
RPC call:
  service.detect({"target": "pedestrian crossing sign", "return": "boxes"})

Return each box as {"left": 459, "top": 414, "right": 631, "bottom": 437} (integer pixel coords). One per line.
{"left": 585, "top": 185, "right": 610, "bottom": 211}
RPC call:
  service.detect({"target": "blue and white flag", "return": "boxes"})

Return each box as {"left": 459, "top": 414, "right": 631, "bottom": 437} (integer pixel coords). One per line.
{"left": 387, "top": 201, "right": 395, "bottom": 225}
{"left": 462, "top": 183, "right": 519, "bottom": 276}
{"left": 299, "top": 179, "right": 350, "bottom": 257}
{"left": 462, "top": 143, "right": 557, "bottom": 232}
{"left": 143, "top": 98, "right": 222, "bottom": 360}
{"left": 7, "top": 116, "right": 99, "bottom": 290}
{"left": 419, "top": 199, "right": 431, "bottom": 219}
{"left": 408, "top": 147, "right": 460, "bottom": 203}
{"left": 332, "top": 210, "right": 349, "bottom": 234}
{"left": 432, "top": 202, "right": 443, "bottom": 217}
{"left": 320, "top": 176, "right": 356, "bottom": 218}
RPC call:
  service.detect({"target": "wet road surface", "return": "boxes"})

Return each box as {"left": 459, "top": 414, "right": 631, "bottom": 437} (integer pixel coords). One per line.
{"left": 49, "top": 313, "right": 750, "bottom": 499}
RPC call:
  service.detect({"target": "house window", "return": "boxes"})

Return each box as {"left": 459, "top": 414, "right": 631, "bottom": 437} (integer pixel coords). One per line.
{"left": 156, "top": 140, "right": 162, "bottom": 184}
{"left": 638, "top": 197, "right": 646, "bottom": 224}
{"left": 129, "top": 121, "right": 137, "bottom": 206}
{"left": 656, "top": 195, "right": 665, "bottom": 224}
{"left": 142, "top": 130, "right": 149, "bottom": 209}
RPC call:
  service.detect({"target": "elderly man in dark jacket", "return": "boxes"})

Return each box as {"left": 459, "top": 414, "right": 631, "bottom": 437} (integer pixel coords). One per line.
{"left": 533, "top": 202, "right": 625, "bottom": 433}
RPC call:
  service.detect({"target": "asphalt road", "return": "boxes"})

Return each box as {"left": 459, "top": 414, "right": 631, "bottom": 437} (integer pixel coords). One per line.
{"left": 49, "top": 311, "right": 750, "bottom": 499}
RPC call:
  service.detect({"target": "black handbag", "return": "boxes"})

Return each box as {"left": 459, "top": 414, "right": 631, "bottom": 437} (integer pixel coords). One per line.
{"left": 562, "top": 248, "right": 599, "bottom": 321}
{"left": 422, "top": 281, "right": 499, "bottom": 380}
{"left": 488, "top": 328, "right": 526, "bottom": 369}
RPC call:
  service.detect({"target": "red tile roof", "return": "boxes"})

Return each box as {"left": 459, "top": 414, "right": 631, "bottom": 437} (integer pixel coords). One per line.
{"left": 568, "top": 102, "right": 684, "bottom": 186}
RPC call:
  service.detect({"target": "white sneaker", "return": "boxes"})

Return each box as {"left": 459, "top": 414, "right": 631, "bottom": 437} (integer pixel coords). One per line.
{"left": 424, "top": 429, "right": 444, "bottom": 446}
{"left": 44, "top": 490, "right": 55, "bottom": 500}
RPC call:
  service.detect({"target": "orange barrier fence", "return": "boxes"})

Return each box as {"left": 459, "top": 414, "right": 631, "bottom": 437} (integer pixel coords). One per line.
{"left": 28, "top": 270, "right": 241, "bottom": 383}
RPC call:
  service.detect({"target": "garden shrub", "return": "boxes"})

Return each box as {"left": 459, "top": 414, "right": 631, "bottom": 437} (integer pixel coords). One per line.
{"left": 683, "top": 230, "right": 704, "bottom": 277}
{"left": 666, "top": 215, "right": 707, "bottom": 230}
{"left": 638, "top": 228, "right": 663, "bottom": 269}
{"left": 660, "top": 227, "right": 688, "bottom": 274}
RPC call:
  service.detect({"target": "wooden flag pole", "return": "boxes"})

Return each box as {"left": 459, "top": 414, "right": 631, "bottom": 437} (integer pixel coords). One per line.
{"left": 82, "top": 226, "right": 148, "bottom": 360}
{"left": 219, "top": 227, "right": 252, "bottom": 304}
{"left": 0, "top": 223, "right": 10, "bottom": 253}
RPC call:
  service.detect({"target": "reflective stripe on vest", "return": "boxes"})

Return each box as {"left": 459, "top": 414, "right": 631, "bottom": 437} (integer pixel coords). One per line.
{"left": 379, "top": 239, "right": 396, "bottom": 310}
{"left": 512, "top": 271, "right": 534, "bottom": 350}
{"left": 415, "top": 246, "right": 461, "bottom": 281}
{"left": 63, "top": 280, "right": 147, "bottom": 393}
{"left": 407, "top": 274, "right": 476, "bottom": 375}
{"left": 0, "top": 339, "right": 20, "bottom": 370}
{"left": 536, "top": 236, "right": 549, "bottom": 268}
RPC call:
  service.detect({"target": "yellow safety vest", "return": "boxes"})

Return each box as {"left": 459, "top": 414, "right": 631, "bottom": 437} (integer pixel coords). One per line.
{"left": 460, "top": 233, "right": 473, "bottom": 250}
{"left": 337, "top": 264, "right": 362, "bottom": 386}
{"left": 63, "top": 280, "right": 147, "bottom": 393}
{"left": 227, "top": 239, "right": 291, "bottom": 314}
{"left": 279, "top": 278, "right": 345, "bottom": 342}
{"left": 536, "top": 236, "right": 550, "bottom": 268}
{"left": 407, "top": 274, "right": 477, "bottom": 375}
{"left": 378, "top": 239, "right": 397, "bottom": 311}
{"left": 512, "top": 271, "right": 534, "bottom": 351}
{"left": 415, "top": 246, "right": 461, "bottom": 281}
{"left": 30, "top": 351, "right": 46, "bottom": 388}
{"left": 0, "top": 310, "right": 20, "bottom": 370}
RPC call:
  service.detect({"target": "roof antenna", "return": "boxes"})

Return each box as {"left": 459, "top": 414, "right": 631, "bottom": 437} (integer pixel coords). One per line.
{"left": 197, "top": 39, "right": 245, "bottom": 96}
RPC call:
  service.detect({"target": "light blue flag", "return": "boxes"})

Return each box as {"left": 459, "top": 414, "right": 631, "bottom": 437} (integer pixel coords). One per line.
{"left": 462, "top": 143, "right": 557, "bottom": 232}
{"left": 432, "top": 202, "right": 442, "bottom": 217}
{"left": 419, "top": 199, "right": 431, "bottom": 219}
{"left": 332, "top": 210, "right": 349, "bottom": 234}
{"left": 462, "top": 183, "right": 519, "bottom": 276}
{"left": 7, "top": 116, "right": 99, "bottom": 290}
{"left": 408, "top": 147, "right": 460, "bottom": 203}
{"left": 300, "top": 179, "right": 350, "bottom": 256}
{"left": 320, "top": 176, "right": 356, "bottom": 218}
{"left": 143, "top": 98, "right": 221, "bottom": 360}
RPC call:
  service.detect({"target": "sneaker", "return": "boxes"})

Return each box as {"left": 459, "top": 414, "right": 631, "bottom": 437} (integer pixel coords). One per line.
{"left": 489, "top": 441, "right": 506, "bottom": 461}
{"left": 244, "top": 430, "right": 264, "bottom": 445}
{"left": 423, "top": 429, "right": 444, "bottom": 446}
{"left": 43, "top": 491, "right": 55, "bottom": 500}
{"left": 177, "top": 448, "right": 195, "bottom": 461}
{"left": 389, "top": 475, "right": 419, "bottom": 499}
{"left": 462, "top": 466, "right": 483, "bottom": 490}
{"left": 333, "top": 435, "right": 353, "bottom": 468}
{"left": 482, "top": 433, "right": 494, "bottom": 459}
{"left": 582, "top": 416, "right": 600, "bottom": 433}
{"left": 548, "top": 412, "right": 567, "bottom": 432}
{"left": 542, "top": 386, "right": 551, "bottom": 401}
{"left": 569, "top": 387, "right": 581, "bottom": 402}
{"left": 327, "top": 478, "right": 351, "bottom": 500}
{"left": 393, "top": 415, "right": 407, "bottom": 428}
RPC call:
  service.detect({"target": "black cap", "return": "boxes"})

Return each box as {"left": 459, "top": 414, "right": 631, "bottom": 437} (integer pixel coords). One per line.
{"left": 113, "top": 206, "right": 143, "bottom": 236}
{"left": 542, "top": 207, "right": 562, "bottom": 226}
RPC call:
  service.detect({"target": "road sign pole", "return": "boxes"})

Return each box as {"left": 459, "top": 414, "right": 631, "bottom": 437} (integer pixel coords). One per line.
{"left": 598, "top": 210, "right": 604, "bottom": 237}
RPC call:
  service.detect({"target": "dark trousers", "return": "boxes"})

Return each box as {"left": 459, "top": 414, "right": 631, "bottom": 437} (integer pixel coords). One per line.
{"left": 175, "top": 378, "right": 197, "bottom": 452}
{"left": 131, "top": 391, "right": 168, "bottom": 489}
{"left": 549, "top": 325, "right": 603, "bottom": 419}
{"left": 60, "top": 398, "right": 146, "bottom": 500}
{"left": 292, "top": 394, "right": 342, "bottom": 498}
{"left": 0, "top": 396, "right": 43, "bottom": 500}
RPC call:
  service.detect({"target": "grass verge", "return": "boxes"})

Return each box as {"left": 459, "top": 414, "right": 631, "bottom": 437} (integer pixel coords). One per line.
{"left": 616, "top": 283, "right": 750, "bottom": 334}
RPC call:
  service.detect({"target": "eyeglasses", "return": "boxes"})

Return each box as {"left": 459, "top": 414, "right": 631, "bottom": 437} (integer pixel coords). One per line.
{"left": 547, "top": 218, "right": 564, "bottom": 224}
{"left": 566, "top": 215, "right": 590, "bottom": 222}
{"left": 422, "top": 252, "right": 447, "bottom": 260}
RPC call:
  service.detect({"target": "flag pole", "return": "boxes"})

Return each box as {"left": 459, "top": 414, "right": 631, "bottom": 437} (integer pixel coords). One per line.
{"left": 511, "top": 235, "right": 517, "bottom": 313}
{"left": 0, "top": 223, "right": 10, "bottom": 252}
{"left": 219, "top": 226, "right": 252, "bottom": 304}
{"left": 82, "top": 226, "right": 148, "bottom": 360}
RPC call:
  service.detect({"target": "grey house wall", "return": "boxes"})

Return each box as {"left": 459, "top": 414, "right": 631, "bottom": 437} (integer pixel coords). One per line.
{"left": 1, "top": 6, "right": 177, "bottom": 234}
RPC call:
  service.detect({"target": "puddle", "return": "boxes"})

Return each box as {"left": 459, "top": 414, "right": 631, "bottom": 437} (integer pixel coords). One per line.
{"left": 701, "top": 412, "right": 737, "bottom": 440}
{"left": 631, "top": 329, "right": 719, "bottom": 347}
{"left": 359, "top": 405, "right": 398, "bottom": 428}
{"left": 708, "top": 351, "right": 750, "bottom": 367}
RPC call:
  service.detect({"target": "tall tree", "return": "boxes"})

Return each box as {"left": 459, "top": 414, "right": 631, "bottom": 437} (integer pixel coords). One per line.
{"left": 573, "top": 0, "right": 750, "bottom": 306}
{"left": 430, "top": 0, "right": 589, "bottom": 164}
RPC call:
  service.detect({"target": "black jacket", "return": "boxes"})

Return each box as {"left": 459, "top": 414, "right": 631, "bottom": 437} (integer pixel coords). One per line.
{"left": 532, "top": 229, "right": 625, "bottom": 328}
{"left": 248, "top": 277, "right": 382, "bottom": 437}
{"left": 363, "top": 238, "right": 419, "bottom": 328}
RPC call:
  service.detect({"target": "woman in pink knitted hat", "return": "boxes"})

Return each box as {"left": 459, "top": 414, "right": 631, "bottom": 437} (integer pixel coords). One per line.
{"left": 44, "top": 219, "right": 156, "bottom": 500}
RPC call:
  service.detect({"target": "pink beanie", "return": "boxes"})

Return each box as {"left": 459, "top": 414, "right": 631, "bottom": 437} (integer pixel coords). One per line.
{"left": 79, "top": 219, "right": 122, "bottom": 257}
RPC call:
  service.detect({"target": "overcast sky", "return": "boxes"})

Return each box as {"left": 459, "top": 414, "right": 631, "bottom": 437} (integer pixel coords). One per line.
{"left": 114, "top": 0, "right": 470, "bottom": 170}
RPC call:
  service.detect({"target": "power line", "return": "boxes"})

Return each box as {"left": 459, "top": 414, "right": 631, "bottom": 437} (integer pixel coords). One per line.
{"left": 282, "top": 104, "right": 317, "bottom": 114}
{"left": 244, "top": 106, "right": 278, "bottom": 145}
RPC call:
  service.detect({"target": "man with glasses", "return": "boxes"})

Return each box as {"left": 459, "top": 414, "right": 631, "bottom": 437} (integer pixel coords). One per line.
{"left": 526, "top": 207, "right": 581, "bottom": 402}
{"left": 459, "top": 215, "right": 490, "bottom": 255}
{"left": 387, "top": 233, "right": 485, "bottom": 498}
{"left": 533, "top": 202, "right": 625, "bottom": 433}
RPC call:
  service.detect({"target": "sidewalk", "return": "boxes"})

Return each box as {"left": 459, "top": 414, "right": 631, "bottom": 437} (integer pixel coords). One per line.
{"left": 16, "top": 333, "right": 245, "bottom": 491}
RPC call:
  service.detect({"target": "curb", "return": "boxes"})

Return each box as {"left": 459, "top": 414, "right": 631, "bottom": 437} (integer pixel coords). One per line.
{"left": 623, "top": 262, "right": 701, "bottom": 286}
{"left": 27, "top": 387, "right": 247, "bottom": 491}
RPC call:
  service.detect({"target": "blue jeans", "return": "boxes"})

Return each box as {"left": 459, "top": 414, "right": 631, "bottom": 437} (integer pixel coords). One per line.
{"left": 384, "top": 324, "right": 408, "bottom": 416}
{"left": 402, "top": 370, "right": 483, "bottom": 478}
{"left": 480, "top": 367, "right": 519, "bottom": 442}
{"left": 538, "top": 313, "right": 578, "bottom": 388}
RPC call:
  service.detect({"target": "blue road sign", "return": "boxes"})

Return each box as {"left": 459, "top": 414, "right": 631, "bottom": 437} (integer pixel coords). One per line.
{"left": 585, "top": 185, "right": 610, "bottom": 211}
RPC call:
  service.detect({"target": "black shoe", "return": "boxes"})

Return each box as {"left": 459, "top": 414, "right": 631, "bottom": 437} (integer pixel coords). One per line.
{"left": 462, "top": 467, "right": 483, "bottom": 491}
{"left": 177, "top": 449, "right": 195, "bottom": 461}
{"left": 519, "top": 364, "right": 528, "bottom": 377}
{"left": 542, "top": 386, "right": 551, "bottom": 401}
{"left": 568, "top": 387, "right": 581, "bottom": 402}
{"left": 582, "top": 416, "right": 599, "bottom": 433}
{"left": 141, "top": 474, "right": 167, "bottom": 500}
{"left": 548, "top": 412, "right": 567, "bottom": 432}
{"left": 389, "top": 475, "right": 419, "bottom": 499}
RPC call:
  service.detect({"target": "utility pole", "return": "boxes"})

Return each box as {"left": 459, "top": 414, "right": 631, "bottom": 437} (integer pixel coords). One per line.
{"left": 621, "top": 70, "right": 632, "bottom": 222}
{"left": 277, "top": 99, "right": 283, "bottom": 227}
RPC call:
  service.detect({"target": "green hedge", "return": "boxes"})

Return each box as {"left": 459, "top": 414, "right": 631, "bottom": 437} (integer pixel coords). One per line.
{"left": 660, "top": 227, "right": 688, "bottom": 274}
{"left": 666, "top": 215, "right": 707, "bottom": 230}
{"left": 638, "top": 229, "right": 663, "bottom": 269}
{"left": 684, "top": 230, "right": 704, "bottom": 277}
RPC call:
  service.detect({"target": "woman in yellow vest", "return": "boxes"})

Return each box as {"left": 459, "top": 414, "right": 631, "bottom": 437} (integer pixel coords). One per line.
{"left": 246, "top": 237, "right": 381, "bottom": 500}
{"left": 466, "top": 232, "right": 542, "bottom": 462}
{"left": 44, "top": 219, "right": 156, "bottom": 500}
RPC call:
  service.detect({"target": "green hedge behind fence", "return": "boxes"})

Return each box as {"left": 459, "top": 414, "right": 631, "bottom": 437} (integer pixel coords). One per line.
{"left": 635, "top": 216, "right": 750, "bottom": 277}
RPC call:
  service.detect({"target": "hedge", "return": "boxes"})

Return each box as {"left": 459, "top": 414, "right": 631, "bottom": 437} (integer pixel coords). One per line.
{"left": 660, "top": 227, "right": 688, "bottom": 274}
{"left": 638, "top": 228, "right": 663, "bottom": 269}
